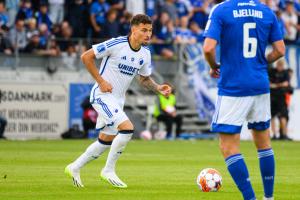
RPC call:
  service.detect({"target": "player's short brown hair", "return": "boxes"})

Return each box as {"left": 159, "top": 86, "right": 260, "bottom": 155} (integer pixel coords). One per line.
{"left": 130, "top": 14, "right": 152, "bottom": 26}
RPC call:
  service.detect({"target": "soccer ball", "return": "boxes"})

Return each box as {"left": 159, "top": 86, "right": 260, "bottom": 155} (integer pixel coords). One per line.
{"left": 196, "top": 168, "right": 222, "bottom": 192}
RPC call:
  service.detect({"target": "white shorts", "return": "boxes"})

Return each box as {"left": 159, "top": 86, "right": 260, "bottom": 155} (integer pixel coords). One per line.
{"left": 91, "top": 94, "right": 128, "bottom": 135}
{"left": 211, "top": 93, "right": 271, "bottom": 134}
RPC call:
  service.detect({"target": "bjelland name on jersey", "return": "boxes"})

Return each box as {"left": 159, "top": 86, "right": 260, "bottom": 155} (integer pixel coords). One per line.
{"left": 118, "top": 63, "right": 139, "bottom": 76}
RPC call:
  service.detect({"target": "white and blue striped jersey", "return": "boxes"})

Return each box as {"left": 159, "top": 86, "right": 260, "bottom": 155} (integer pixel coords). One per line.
{"left": 90, "top": 36, "right": 152, "bottom": 105}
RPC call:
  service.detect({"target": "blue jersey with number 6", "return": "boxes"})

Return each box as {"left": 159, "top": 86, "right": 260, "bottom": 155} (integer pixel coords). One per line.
{"left": 204, "top": 0, "right": 283, "bottom": 97}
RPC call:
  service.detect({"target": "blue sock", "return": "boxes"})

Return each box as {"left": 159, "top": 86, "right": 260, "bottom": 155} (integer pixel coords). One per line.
{"left": 225, "top": 154, "right": 256, "bottom": 200}
{"left": 258, "top": 148, "right": 275, "bottom": 198}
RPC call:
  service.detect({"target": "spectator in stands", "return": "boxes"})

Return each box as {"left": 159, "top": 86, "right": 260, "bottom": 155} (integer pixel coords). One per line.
{"left": 269, "top": 59, "right": 292, "bottom": 140}
{"left": 145, "top": 0, "right": 163, "bottom": 20}
{"left": 23, "top": 30, "right": 46, "bottom": 53}
{"left": 48, "top": 35, "right": 60, "bottom": 55}
{"left": 25, "top": 17, "right": 37, "bottom": 40}
{"left": 153, "top": 84, "right": 182, "bottom": 139}
{"left": 0, "top": 1, "right": 9, "bottom": 28}
{"left": 36, "top": 3, "right": 52, "bottom": 30}
{"left": 0, "top": 116, "right": 7, "bottom": 139}
{"left": 190, "top": 0, "right": 213, "bottom": 29}
{"left": 264, "top": 0, "right": 281, "bottom": 11}
{"left": 175, "top": 0, "right": 193, "bottom": 19}
{"left": 66, "top": 0, "right": 89, "bottom": 38}
{"left": 282, "top": 0, "right": 299, "bottom": 44}
{"left": 16, "top": 0, "right": 33, "bottom": 21}
{"left": 101, "top": 8, "right": 120, "bottom": 38}
{"left": 152, "top": 12, "right": 175, "bottom": 59}
{"left": 48, "top": 0, "right": 65, "bottom": 25}
{"left": 51, "top": 23, "right": 61, "bottom": 38}
{"left": 126, "top": 0, "right": 145, "bottom": 15}
{"left": 9, "top": 18, "right": 27, "bottom": 51}
{"left": 38, "top": 23, "right": 51, "bottom": 47}
{"left": 31, "top": 0, "right": 48, "bottom": 12}
{"left": 24, "top": 31, "right": 58, "bottom": 56}
{"left": 61, "top": 42, "right": 77, "bottom": 69}
{"left": 189, "top": 21, "right": 204, "bottom": 43}
{"left": 175, "top": 16, "right": 197, "bottom": 44}
{"left": 0, "top": 24, "right": 13, "bottom": 55}
{"left": 57, "top": 21, "right": 73, "bottom": 52}
{"left": 89, "top": 0, "right": 110, "bottom": 38}
{"left": 108, "top": 0, "right": 124, "bottom": 20}
{"left": 5, "top": 0, "right": 20, "bottom": 27}
{"left": 119, "top": 11, "right": 132, "bottom": 35}
{"left": 109, "top": 0, "right": 124, "bottom": 11}
{"left": 275, "top": 9, "right": 286, "bottom": 38}
{"left": 161, "top": 0, "right": 178, "bottom": 24}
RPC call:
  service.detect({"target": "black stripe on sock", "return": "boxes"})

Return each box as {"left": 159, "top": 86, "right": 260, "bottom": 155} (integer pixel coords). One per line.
{"left": 119, "top": 130, "right": 134, "bottom": 134}
{"left": 98, "top": 138, "right": 112, "bottom": 145}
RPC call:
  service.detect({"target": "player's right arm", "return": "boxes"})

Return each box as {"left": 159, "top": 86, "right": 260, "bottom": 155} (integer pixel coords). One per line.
{"left": 203, "top": 4, "right": 222, "bottom": 78}
{"left": 203, "top": 38, "right": 220, "bottom": 78}
{"left": 81, "top": 49, "right": 112, "bottom": 93}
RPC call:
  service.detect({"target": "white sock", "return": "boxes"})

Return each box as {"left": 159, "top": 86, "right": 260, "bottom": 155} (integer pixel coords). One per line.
{"left": 71, "top": 140, "right": 111, "bottom": 171}
{"left": 103, "top": 132, "right": 133, "bottom": 173}
{"left": 263, "top": 197, "right": 274, "bottom": 200}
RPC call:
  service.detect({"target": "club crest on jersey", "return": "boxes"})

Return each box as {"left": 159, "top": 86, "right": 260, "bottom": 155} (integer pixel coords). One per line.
{"left": 97, "top": 44, "right": 106, "bottom": 53}
{"left": 139, "top": 58, "right": 144, "bottom": 66}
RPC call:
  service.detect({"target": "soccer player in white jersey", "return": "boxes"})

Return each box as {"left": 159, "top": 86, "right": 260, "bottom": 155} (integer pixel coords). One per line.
{"left": 65, "top": 14, "right": 171, "bottom": 188}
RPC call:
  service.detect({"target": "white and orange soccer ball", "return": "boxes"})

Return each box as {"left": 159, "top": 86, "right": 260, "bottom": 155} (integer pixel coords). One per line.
{"left": 196, "top": 168, "right": 222, "bottom": 192}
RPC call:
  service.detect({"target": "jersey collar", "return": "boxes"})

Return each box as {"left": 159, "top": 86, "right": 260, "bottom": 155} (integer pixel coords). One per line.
{"left": 128, "top": 36, "right": 141, "bottom": 52}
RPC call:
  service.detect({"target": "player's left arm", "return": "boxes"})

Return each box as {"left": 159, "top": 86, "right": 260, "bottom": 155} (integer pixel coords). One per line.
{"left": 138, "top": 75, "right": 172, "bottom": 97}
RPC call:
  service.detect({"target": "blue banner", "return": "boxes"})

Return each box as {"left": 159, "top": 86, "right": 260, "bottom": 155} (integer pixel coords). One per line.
{"left": 69, "top": 83, "right": 94, "bottom": 129}
{"left": 185, "top": 44, "right": 216, "bottom": 121}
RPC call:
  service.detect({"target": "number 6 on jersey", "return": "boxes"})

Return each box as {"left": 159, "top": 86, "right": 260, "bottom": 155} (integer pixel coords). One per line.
{"left": 243, "top": 23, "right": 257, "bottom": 58}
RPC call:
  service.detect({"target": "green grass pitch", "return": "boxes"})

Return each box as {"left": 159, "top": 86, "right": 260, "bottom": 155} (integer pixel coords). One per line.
{"left": 0, "top": 139, "right": 299, "bottom": 200}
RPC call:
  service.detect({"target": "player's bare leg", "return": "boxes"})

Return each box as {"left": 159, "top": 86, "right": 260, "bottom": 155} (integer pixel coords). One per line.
{"left": 101, "top": 120, "right": 134, "bottom": 188}
{"left": 252, "top": 129, "right": 274, "bottom": 200}
{"left": 65, "top": 131, "right": 114, "bottom": 187}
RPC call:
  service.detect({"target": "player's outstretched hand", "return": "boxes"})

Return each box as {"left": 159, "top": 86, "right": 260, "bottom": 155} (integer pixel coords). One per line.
{"left": 209, "top": 68, "right": 220, "bottom": 78}
{"left": 99, "top": 80, "right": 113, "bottom": 93}
{"left": 158, "top": 84, "right": 172, "bottom": 97}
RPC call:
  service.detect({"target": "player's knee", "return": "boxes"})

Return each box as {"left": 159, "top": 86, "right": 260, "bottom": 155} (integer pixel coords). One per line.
{"left": 219, "top": 143, "right": 239, "bottom": 158}
{"left": 118, "top": 120, "right": 134, "bottom": 131}
{"left": 98, "top": 133, "right": 116, "bottom": 142}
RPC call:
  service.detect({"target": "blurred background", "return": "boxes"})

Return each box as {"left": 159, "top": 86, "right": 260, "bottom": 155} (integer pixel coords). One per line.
{"left": 0, "top": 0, "right": 299, "bottom": 141}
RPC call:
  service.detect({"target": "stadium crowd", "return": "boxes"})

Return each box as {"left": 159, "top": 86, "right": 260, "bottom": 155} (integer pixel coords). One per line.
{"left": 0, "top": 0, "right": 300, "bottom": 58}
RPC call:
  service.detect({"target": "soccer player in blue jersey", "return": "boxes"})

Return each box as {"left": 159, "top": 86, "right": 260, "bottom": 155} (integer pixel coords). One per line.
{"left": 203, "top": 0, "right": 285, "bottom": 200}
{"left": 65, "top": 14, "right": 171, "bottom": 188}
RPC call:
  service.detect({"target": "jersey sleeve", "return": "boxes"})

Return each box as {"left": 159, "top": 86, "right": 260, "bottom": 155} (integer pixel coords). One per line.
{"left": 268, "top": 12, "right": 283, "bottom": 43}
{"left": 92, "top": 37, "right": 127, "bottom": 59}
{"left": 203, "top": 5, "right": 222, "bottom": 42}
{"left": 138, "top": 50, "right": 152, "bottom": 77}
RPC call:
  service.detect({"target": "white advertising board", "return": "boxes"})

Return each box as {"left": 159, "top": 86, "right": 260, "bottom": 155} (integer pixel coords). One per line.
{"left": 0, "top": 83, "right": 68, "bottom": 139}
